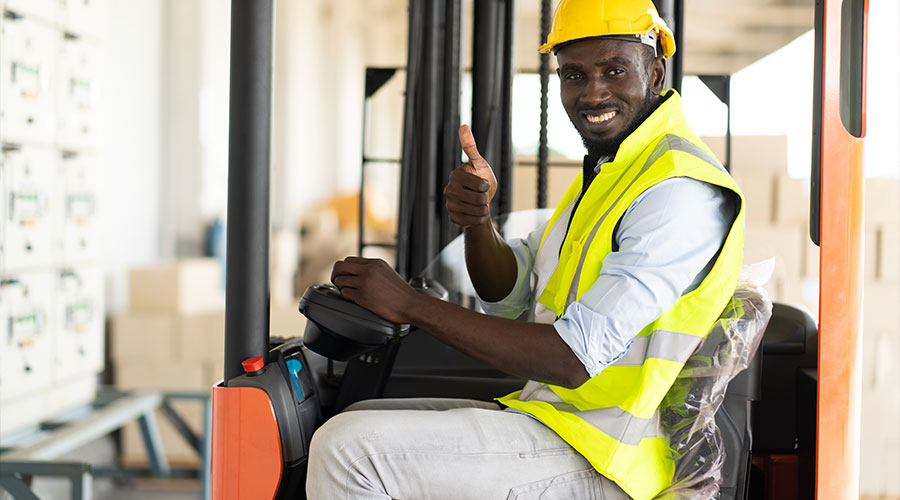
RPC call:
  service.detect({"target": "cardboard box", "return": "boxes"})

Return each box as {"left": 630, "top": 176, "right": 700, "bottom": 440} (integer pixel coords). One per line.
{"left": 865, "top": 228, "right": 880, "bottom": 281}
{"left": 733, "top": 172, "right": 776, "bottom": 225}
{"left": 859, "top": 373, "right": 900, "bottom": 496}
{"left": 884, "top": 443, "right": 900, "bottom": 496}
{"left": 861, "top": 328, "right": 879, "bottom": 389}
{"left": 699, "top": 136, "right": 726, "bottom": 162}
{"left": 862, "top": 283, "right": 900, "bottom": 331}
{"left": 129, "top": 259, "right": 224, "bottom": 314}
{"left": 177, "top": 304, "right": 304, "bottom": 367}
{"left": 297, "top": 231, "right": 356, "bottom": 293}
{"left": 110, "top": 313, "right": 177, "bottom": 361}
{"left": 871, "top": 334, "right": 900, "bottom": 393}
{"left": 204, "top": 360, "right": 225, "bottom": 387}
{"left": 864, "top": 178, "right": 900, "bottom": 226}
{"left": 744, "top": 225, "right": 804, "bottom": 282}
{"left": 701, "top": 135, "right": 788, "bottom": 176}
{"left": 773, "top": 175, "right": 811, "bottom": 225}
{"left": 271, "top": 301, "right": 306, "bottom": 339}
{"left": 177, "top": 312, "right": 226, "bottom": 363}
{"left": 878, "top": 227, "right": 900, "bottom": 283}
{"left": 859, "top": 392, "right": 888, "bottom": 498}
{"left": 114, "top": 360, "right": 206, "bottom": 392}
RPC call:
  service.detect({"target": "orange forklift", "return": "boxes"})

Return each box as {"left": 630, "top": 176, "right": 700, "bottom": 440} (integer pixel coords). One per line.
{"left": 209, "top": 0, "right": 867, "bottom": 498}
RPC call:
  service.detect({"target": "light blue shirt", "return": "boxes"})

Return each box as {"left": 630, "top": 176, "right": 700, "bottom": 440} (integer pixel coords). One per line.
{"left": 479, "top": 175, "right": 734, "bottom": 377}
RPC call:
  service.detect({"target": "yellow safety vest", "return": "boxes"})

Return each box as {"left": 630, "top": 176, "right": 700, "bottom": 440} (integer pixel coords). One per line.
{"left": 497, "top": 90, "right": 745, "bottom": 500}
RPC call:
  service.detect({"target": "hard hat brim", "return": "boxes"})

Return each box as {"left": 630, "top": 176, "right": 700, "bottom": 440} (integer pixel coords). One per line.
{"left": 540, "top": 31, "right": 675, "bottom": 58}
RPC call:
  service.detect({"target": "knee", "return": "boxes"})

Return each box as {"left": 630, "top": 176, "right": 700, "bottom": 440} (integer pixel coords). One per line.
{"left": 309, "top": 411, "right": 370, "bottom": 466}
{"left": 308, "top": 411, "right": 393, "bottom": 498}
{"left": 308, "top": 411, "right": 385, "bottom": 495}
{"left": 309, "top": 413, "right": 348, "bottom": 463}
{"left": 307, "top": 413, "right": 356, "bottom": 489}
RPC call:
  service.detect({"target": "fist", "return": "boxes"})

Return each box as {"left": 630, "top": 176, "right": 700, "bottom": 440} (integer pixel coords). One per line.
{"left": 331, "top": 257, "right": 415, "bottom": 325}
{"left": 443, "top": 125, "right": 498, "bottom": 228}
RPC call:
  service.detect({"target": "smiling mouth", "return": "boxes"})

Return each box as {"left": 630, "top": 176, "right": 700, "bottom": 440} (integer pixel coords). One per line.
{"left": 584, "top": 110, "right": 617, "bottom": 124}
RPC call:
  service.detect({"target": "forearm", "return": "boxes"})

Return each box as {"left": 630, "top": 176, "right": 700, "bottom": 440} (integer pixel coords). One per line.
{"left": 403, "top": 292, "right": 589, "bottom": 389}
{"left": 464, "top": 220, "right": 519, "bottom": 302}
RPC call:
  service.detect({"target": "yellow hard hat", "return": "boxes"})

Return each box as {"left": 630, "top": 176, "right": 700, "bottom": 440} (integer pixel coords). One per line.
{"left": 538, "top": 0, "right": 676, "bottom": 58}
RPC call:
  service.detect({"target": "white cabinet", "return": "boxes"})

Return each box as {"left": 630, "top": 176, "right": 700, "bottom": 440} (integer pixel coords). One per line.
{"left": 0, "top": 271, "right": 55, "bottom": 403}
{"left": 0, "top": 15, "right": 59, "bottom": 145}
{"left": 0, "top": 146, "right": 60, "bottom": 271}
{"left": 0, "top": 1, "right": 106, "bottom": 436}
{"left": 58, "top": 151, "right": 99, "bottom": 262}
{"left": 56, "top": 35, "right": 101, "bottom": 150}
{"left": 53, "top": 266, "right": 103, "bottom": 380}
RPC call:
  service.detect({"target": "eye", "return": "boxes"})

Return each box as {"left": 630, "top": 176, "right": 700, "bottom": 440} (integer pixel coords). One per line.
{"left": 564, "top": 72, "right": 583, "bottom": 81}
{"left": 606, "top": 67, "right": 625, "bottom": 77}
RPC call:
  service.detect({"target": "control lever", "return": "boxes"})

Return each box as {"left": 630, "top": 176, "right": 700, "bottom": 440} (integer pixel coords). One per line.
{"left": 408, "top": 277, "right": 449, "bottom": 301}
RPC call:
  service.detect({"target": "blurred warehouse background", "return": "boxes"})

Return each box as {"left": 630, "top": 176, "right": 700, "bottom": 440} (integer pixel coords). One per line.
{"left": 0, "top": 0, "right": 897, "bottom": 498}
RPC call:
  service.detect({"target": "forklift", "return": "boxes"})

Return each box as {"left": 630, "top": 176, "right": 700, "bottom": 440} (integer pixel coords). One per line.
{"left": 209, "top": 0, "right": 867, "bottom": 498}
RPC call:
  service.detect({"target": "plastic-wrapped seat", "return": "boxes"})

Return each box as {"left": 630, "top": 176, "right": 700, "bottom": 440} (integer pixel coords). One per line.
{"left": 655, "top": 282, "right": 772, "bottom": 500}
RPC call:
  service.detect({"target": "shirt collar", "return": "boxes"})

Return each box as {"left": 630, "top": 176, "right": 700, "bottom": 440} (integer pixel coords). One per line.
{"left": 593, "top": 155, "right": 614, "bottom": 173}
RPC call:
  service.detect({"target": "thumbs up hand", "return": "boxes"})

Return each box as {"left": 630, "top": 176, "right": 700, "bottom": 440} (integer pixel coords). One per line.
{"left": 443, "top": 125, "right": 498, "bottom": 228}
{"left": 458, "top": 125, "right": 498, "bottom": 201}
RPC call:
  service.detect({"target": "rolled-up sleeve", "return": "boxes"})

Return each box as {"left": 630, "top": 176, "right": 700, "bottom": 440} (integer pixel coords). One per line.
{"left": 477, "top": 220, "right": 548, "bottom": 319}
{"left": 553, "top": 177, "right": 734, "bottom": 377}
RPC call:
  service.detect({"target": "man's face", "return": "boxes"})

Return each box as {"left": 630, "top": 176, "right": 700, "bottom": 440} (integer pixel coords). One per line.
{"left": 557, "top": 38, "right": 665, "bottom": 158}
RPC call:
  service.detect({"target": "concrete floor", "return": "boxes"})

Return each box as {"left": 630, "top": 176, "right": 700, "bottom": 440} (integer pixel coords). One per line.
{"left": 5, "top": 436, "right": 202, "bottom": 500}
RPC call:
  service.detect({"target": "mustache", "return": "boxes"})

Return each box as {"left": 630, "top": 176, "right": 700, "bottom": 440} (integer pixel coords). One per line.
{"left": 578, "top": 104, "right": 619, "bottom": 114}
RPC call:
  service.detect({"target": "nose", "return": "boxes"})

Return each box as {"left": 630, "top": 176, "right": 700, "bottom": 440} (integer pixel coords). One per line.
{"left": 579, "top": 77, "right": 612, "bottom": 108}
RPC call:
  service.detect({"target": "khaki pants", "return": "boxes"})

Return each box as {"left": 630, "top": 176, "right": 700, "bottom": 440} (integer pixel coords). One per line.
{"left": 306, "top": 398, "right": 631, "bottom": 500}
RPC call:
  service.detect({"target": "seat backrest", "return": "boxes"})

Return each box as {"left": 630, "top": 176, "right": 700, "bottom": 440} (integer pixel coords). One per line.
{"left": 655, "top": 287, "right": 772, "bottom": 500}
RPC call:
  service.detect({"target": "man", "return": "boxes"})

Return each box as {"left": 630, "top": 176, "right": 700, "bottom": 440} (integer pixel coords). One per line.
{"left": 307, "top": 0, "right": 744, "bottom": 498}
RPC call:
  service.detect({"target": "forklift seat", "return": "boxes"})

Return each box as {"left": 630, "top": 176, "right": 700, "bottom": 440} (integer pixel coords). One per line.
{"left": 656, "top": 287, "right": 771, "bottom": 500}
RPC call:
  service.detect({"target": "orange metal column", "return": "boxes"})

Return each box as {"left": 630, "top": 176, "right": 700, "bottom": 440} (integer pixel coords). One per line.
{"left": 816, "top": 0, "right": 867, "bottom": 498}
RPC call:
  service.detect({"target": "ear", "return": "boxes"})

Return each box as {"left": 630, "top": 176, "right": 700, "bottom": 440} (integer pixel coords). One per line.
{"left": 649, "top": 56, "right": 667, "bottom": 95}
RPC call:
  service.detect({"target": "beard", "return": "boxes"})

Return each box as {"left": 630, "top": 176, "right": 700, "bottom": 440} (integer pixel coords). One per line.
{"left": 577, "top": 90, "right": 658, "bottom": 159}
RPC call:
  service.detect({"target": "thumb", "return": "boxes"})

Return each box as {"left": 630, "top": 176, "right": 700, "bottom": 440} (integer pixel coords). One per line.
{"left": 458, "top": 125, "right": 498, "bottom": 200}
{"left": 458, "top": 125, "right": 484, "bottom": 164}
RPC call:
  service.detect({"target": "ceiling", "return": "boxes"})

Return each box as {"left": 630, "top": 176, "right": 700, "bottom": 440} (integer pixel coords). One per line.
{"left": 682, "top": 0, "right": 813, "bottom": 74}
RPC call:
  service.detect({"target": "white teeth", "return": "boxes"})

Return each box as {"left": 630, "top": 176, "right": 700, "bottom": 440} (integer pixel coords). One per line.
{"left": 586, "top": 111, "right": 617, "bottom": 123}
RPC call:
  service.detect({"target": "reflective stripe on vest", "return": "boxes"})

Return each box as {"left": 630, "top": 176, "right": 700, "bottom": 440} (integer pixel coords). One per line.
{"left": 516, "top": 327, "right": 703, "bottom": 447}
{"left": 611, "top": 329, "right": 705, "bottom": 367}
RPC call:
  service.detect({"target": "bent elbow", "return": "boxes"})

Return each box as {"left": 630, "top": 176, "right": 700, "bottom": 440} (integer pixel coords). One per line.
{"left": 563, "top": 366, "right": 590, "bottom": 390}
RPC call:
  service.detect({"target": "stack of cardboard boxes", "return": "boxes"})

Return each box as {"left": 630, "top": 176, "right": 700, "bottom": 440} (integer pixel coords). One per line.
{"left": 111, "top": 257, "right": 309, "bottom": 464}
{"left": 111, "top": 258, "right": 226, "bottom": 464}
{"left": 859, "top": 179, "right": 900, "bottom": 496}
